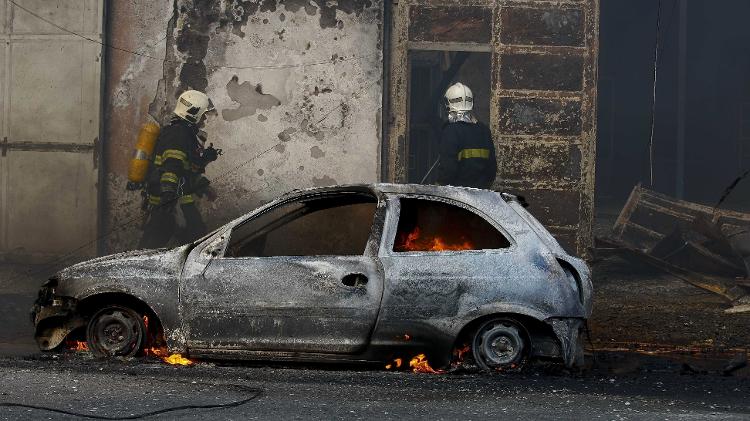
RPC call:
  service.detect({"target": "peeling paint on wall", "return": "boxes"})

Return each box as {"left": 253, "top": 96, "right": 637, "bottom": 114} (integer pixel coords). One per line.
{"left": 310, "top": 146, "right": 325, "bottom": 158}
{"left": 223, "top": 75, "right": 282, "bottom": 121}
{"left": 312, "top": 175, "right": 337, "bottom": 187}
{"left": 277, "top": 128, "right": 297, "bottom": 142}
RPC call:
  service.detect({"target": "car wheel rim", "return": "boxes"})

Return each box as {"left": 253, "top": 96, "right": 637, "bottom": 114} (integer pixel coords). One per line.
{"left": 87, "top": 307, "right": 143, "bottom": 357}
{"left": 473, "top": 320, "right": 525, "bottom": 370}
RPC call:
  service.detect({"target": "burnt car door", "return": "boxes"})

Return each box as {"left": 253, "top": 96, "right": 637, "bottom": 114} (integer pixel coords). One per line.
{"left": 182, "top": 191, "right": 386, "bottom": 355}
{"left": 374, "top": 195, "right": 517, "bottom": 346}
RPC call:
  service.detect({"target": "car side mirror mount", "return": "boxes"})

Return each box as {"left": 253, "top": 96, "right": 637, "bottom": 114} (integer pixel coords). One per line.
{"left": 202, "top": 235, "right": 227, "bottom": 259}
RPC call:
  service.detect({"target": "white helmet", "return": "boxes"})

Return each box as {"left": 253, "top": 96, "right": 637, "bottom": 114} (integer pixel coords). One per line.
{"left": 444, "top": 82, "right": 474, "bottom": 112}
{"left": 174, "top": 90, "right": 210, "bottom": 124}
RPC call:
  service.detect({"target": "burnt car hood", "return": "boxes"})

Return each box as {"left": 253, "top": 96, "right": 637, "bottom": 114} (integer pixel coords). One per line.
{"left": 54, "top": 246, "right": 190, "bottom": 284}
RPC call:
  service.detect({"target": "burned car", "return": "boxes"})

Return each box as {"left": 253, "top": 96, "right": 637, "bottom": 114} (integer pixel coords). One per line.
{"left": 32, "top": 184, "right": 592, "bottom": 371}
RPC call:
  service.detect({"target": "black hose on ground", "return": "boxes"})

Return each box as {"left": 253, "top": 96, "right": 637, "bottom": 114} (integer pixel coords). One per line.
{"left": 0, "top": 380, "right": 263, "bottom": 420}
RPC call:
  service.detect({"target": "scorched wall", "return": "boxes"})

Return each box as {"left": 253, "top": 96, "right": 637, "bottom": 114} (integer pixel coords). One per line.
{"left": 103, "top": 0, "right": 383, "bottom": 252}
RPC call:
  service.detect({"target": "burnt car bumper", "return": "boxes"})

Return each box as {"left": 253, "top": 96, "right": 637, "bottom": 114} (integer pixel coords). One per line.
{"left": 31, "top": 279, "right": 85, "bottom": 351}
{"left": 548, "top": 317, "right": 586, "bottom": 368}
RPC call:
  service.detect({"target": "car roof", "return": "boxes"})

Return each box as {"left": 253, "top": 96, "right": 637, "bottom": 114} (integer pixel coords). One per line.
{"left": 278, "top": 183, "right": 496, "bottom": 199}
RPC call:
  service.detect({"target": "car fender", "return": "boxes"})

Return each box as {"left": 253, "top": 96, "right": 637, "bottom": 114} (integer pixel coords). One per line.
{"left": 63, "top": 278, "right": 184, "bottom": 352}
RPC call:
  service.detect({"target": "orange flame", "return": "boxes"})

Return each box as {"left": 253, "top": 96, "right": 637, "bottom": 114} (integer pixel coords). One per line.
{"left": 162, "top": 353, "right": 193, "bottom": 366}
{"left": 409, "top": 354, "right": 445, "bottom": 374}
{"left": 396, "top": 227, "right": 474, "bottom": 252}
{"left": 385, "top": 358, "right": 403, "bottom": 370}
{"left": 142, "top": 315, "right": 193, "bottom": 366}
{"left": 144, "top": 346, "right": 194, "bottom": 366}
{"left": 453, "top": 344, "right": 471, "bottom": 362}
{"left": 67, "top": 340, "right": 89, "bottom": 352}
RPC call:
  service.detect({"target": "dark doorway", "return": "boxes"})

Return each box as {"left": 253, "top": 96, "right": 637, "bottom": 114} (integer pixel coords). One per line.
{"left": 406, "top": 51, "right": 491, "bottom": 184}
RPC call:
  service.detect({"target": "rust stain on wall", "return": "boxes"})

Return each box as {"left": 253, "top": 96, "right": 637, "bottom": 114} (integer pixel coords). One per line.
{"left": 408, "top": 6, "right": 492, "bottom": 43}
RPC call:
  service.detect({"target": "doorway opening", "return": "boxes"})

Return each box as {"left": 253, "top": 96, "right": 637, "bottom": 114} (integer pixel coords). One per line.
{"left": 406, "top": 51, "right": 491, "bottom": 184}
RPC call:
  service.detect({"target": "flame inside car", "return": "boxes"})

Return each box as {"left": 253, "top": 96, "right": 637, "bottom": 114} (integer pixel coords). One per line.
{"left": 395, "top": 226, "right": 474, "bottom": 252}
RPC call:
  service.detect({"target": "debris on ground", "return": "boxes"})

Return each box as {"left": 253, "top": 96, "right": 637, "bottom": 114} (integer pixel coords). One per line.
{"left": 722, "top": 353, "right": 748, "bottom": 375}
{"left": 597, "top": 184, "right": 750, "bottom": 311}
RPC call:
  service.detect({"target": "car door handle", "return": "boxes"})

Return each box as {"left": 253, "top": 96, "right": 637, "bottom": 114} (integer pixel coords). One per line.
{"left": 342, "top": 273, "right": 368, "bottom": 287}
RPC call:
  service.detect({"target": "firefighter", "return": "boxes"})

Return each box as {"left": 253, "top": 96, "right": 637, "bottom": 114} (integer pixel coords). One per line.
{"left": 437, "top": 82, "right": 497, "bottom": 189}
{"left": 138, "top": 90, "right": 220, "bottom": 249}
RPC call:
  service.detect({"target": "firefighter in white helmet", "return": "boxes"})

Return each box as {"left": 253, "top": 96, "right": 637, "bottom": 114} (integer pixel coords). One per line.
{"left": 437, "top": 82, "right": 496, "bottom": 188}
{"left": 139, "top": 90, "right": 221, "bottom": 249}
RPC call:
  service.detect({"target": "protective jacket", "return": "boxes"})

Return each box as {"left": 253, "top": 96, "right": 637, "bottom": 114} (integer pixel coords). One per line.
{"left": 437, "top": 121, "right": 497, "bottom": 189}
{"left": 145, "top": 117, "right": 210, "bottom": 207}
{"left": 138, "top": 117, "right": 213, "bottom": 250}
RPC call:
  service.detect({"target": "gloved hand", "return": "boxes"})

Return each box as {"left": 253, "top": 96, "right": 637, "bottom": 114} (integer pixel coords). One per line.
{"left": 201, "top": 143, "right": 221, "bottom": 163}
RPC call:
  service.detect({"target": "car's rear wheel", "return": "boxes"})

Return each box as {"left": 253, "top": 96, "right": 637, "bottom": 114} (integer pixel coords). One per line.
{"left": 471, "top": 318, "right": 527, "bottom": 371}
{"left": 86, "top": 305, "right": 145, "bottom": 358}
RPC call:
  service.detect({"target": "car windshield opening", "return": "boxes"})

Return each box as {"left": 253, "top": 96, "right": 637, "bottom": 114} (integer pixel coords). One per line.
{"left": 227, "top": 193, "right": 377, "bottom": 257}
{"left": 393, "top": 198, "right": 510, "bottom": 252}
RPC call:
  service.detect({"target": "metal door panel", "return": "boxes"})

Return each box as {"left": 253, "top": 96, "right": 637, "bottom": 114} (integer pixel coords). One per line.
{"left": 11, "top": 0, "right": 99, "bottom": 34}
{"left": 5, "top": 150, "right": 96, "bottom": 256}
{"left": 0, "top": 31, "right": 5, "bottom": 137}
{"left": 10, "top": 40, "right": 89, "bottom": 143}
{"left": 184, "top": 256, "right": 384, "bottom": 354}
{"left": 0, "top": 2, "right": 6, "bottom": 33}
{"left": 0, "top": 0, "right": 103, "bottom": 260}
{"left": 0, "top": 150, "right": 5, "bottom": 251}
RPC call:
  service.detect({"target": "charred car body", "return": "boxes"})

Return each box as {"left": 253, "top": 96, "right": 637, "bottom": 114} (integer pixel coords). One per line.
{"left": 32, "top": 184, "right": 592, "bottom": 371}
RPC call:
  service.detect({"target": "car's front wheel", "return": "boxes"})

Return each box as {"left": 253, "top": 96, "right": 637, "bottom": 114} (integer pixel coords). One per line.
{"left": 471, "top": 318, "right": 527, "bottom": 371}
{"left": 86, "top": 305, "right": 145, "bottom": 358}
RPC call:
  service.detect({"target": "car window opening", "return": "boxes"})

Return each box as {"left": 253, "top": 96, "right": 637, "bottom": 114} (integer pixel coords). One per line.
{"left": 226, "top": 193, "right": 377, "bottom": 258}
{"left": 393, "top": 198, "right": 510, "bottom": 252}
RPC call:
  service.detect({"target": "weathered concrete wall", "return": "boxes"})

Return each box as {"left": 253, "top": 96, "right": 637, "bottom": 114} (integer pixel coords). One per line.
{"left": 386, "top": 0, "right": 599, "bottom": 256}
{"left": 104, "top": 0, "right": 383, "bottom": 252}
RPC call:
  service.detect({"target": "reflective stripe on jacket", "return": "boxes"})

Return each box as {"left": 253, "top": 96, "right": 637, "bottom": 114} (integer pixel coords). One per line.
{"left": 438, "top": 121, "right": 497, "bottom": 189}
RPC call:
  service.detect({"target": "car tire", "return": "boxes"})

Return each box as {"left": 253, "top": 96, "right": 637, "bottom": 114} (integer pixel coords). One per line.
{"left": 86, "top": 305, "right": 146, "bottom": 358}
{"left": 471, "top": 318, "right": 527, "bottom": 372}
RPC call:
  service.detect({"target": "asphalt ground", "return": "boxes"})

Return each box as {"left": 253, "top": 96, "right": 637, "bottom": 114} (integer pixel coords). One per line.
{"left": 0, "top": 353, "right": 748, "bottom": 420}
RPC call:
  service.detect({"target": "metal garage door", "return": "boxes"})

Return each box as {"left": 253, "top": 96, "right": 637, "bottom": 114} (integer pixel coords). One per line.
{"left": 0, "top": 0, "right": 103, "bottom": 261}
